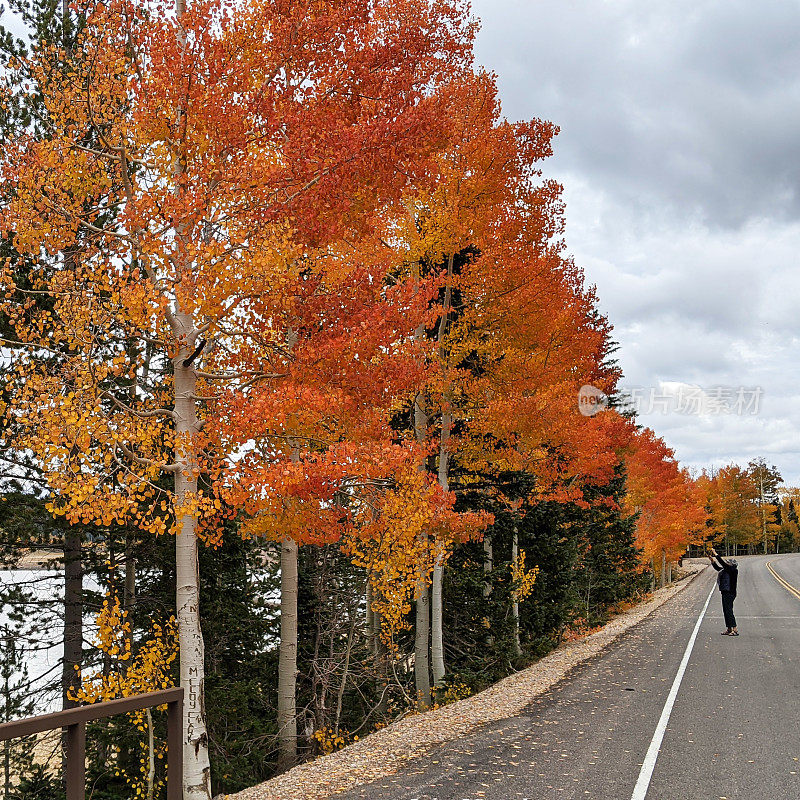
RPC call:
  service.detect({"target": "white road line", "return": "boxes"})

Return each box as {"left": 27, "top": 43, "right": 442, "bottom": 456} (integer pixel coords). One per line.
{"left": 630, "top": 584, "right": 715, "bottom": 800}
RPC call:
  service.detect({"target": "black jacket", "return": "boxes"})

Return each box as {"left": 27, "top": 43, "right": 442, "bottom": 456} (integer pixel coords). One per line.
{"left": 711, "top": 554, "right": 738, "bottom": 594}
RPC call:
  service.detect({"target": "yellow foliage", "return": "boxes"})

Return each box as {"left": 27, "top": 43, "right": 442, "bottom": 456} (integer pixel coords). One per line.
{"left": 432, "top": 681, "right": 472, "bottom": 707}
{"left": 310, "top": 726, "right": 349, "bottom": 755}
{"left": 510, "top": 549, "right": 539, "bottom": 603}
{"left": 342, "top": 466, "right": 450, "bottom": 646}
{"left": 71, "top": 590, "right": 178, "bottom": 797}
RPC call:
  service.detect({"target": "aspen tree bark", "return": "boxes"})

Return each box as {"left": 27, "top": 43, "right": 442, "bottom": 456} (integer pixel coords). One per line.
{"left": 414, "top": 583, "right": 431, "bottom": 709}
{"left": 173, "top": 343, "right": 212, "bottom": 798}
{"left": 483, "top": 534, "right": 493, "bottom": 596}
{"left": 172, "top": 9, "right": 210, "bottom": 794}
{"left": 145, "top": 707, "right": 156, "bottom": 800}
{"left": 431, "top": 452, "right": 449, "bottom": 684}
{"left": 413, "top": 383, "right": 431, "bottom": 709}
{"left": 512, "top": 523, "right": 522, "bottom": 658}
{"left": 170, "top": 1, "right": 213, "bottom": 792}
{"left": 482, "top": 533, "right": 494, "bottom": 643}
{"left": 431, "top": 253, "right": 455, "bottom": 687}
{"left": 431, "top": 438, "right": 449, "bottom": 683}
{"left": 277, "top": 536, "right": 299, "bottom": 770}
{"left": 412, "top": 282, "right": 433, "bottom": 708}
{"left": 660, "top": 547, "right": 666, "bottom": 588}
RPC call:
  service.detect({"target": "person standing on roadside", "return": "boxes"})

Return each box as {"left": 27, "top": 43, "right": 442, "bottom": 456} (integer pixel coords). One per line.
{"left": 708, "top": 548, "right": 739, "bottom": 636}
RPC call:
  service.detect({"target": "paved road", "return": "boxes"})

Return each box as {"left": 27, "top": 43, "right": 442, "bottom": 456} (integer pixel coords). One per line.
{"left": 339, "top": 554, "right": 800, "bottom": 800}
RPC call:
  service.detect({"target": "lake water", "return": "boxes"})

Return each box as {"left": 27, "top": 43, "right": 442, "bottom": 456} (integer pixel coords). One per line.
{"left": 0, "top": 569, "right": 100, "bottom": 717}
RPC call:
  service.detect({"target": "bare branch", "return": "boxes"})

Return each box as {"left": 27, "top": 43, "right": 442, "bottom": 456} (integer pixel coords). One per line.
{"left": 195, "top": 370, "right": 287, "bottom": 383}
{"left": 114, "top": 440, "right": 179, "bottom": 474}
{"left": 101, "top": 390, "right": 176, "bottom": 421}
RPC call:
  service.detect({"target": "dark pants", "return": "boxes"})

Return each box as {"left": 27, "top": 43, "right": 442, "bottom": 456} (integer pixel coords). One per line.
{"left": 721, "top": 590, "right": 737, "bottom": 628}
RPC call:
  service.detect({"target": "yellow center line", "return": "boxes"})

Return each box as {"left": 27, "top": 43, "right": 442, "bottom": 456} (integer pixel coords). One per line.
{"left": 766, "top": 560, "right": 800, "bottom": 602}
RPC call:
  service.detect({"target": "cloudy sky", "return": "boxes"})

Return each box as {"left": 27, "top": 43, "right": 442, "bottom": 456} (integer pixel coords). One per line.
{"left": 470, "top": 0, "right": 800, "bottom": 484}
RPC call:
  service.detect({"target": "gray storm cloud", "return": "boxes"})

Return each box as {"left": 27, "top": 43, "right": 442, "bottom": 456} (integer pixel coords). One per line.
{"left": 471, "top": 0, "right": 800, "bottom": 483}
{"left": 474, "top": 0, "right": 800, "bottom": 227}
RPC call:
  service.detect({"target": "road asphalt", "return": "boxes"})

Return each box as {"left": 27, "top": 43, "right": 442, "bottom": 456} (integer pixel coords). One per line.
{"left": 337, "top": 554, "right": 800, "bottom": 800}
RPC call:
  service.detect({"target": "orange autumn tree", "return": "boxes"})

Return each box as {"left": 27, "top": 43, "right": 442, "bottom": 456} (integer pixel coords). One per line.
{"left": 378, "top": 70, "right": 625, "bottom": 694}
{"left": 694, "top": 469, "right": 727, "bottom": 547}
{"left": 775, "top": 487, "right": 800, "bottom": 551}
{"left": 623, "top": 428, "right": 707, "bottom": 581}
{"left": 702, "top": 465, "right": 761, "bottom": 552}
{"left": 212, "top": 230, "right": 491, "bottom": 740}
{"left": 1, "top": 0, "right": 475, "bottom": 794}
{"left": 214, "top": 267, "right": 457, "bottom": 763}
{"left": 700, "top": 462, "right": 787, "bottom": 554}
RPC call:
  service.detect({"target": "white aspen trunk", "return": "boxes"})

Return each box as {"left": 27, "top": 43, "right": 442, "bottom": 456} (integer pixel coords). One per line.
{"left": 431, "top": 253, "right": 455, "bottom": 688}
{"left": 170, "top": 2, "right": 212, "bottom": 794}
{"left": 145, "top": 707, "right": 155, "bottom": 800}
{"left": 277, "top": 537, "right": 299, "bottom": 771}
{"left": 483, "top": 533, "right": 494, "bottom": 643}
{"left": 174, "top": 345, "right": 212, "bottom": 799}
{"left": 483, "top": 534, "right": 493, "bottom": 597}
{"left": 431, "top": 558, "right": 445, "bottom": 686}
{"left": 413, "top": 391, "right": 432, "bottom": 706}
{"left": 512, "top": 524, "right": 522, "bottom": 658}
{"left": 412, "top": 296, "right": 432, "bottom": 708}
{"left": 413, "top": 424, "right": 432, "bottom": 708}
{"left": 660, "top": 547, "right": 666, "bottom": 589}
{"left": 431, "top": 416, "right": 449, "bottom": 685}
{"left": 585, "top": 573, "right": 592, "bottom": 621}
{"left": 414, "top": 582, "right": 431, "bottom": 708}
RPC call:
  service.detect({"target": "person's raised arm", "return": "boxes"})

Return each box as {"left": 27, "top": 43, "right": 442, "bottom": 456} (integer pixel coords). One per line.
{"left": 708, "top": 550, "right": 722, "bottom": 571}
{"left": 711, "top": 548, "right": 729, "bottom": 569}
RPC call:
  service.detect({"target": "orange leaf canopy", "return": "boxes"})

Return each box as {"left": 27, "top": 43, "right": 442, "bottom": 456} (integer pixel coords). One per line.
{"left": 375, "top": 70, "right": 630, "bottom": 507}
{"left": 2, "top": 0, "right": 477, "bottom": 541}
{"left": 623, "top": 427, "right": 708, "bottom": 562}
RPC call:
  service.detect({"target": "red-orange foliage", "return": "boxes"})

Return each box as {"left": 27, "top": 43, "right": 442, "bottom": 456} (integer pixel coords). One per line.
{"left": 389, "top": 71, "right": 627, "bottom": 507}
{"left": 623, "top": 428, "right": 708, "bottom": 565}
{"left": 3, "top": 0, "right": 477, "bottom": 540}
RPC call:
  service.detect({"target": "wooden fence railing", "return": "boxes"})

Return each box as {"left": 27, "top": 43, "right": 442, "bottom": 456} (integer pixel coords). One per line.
{"left": 0, "top": 687, "right": 183, "bottom": 800}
